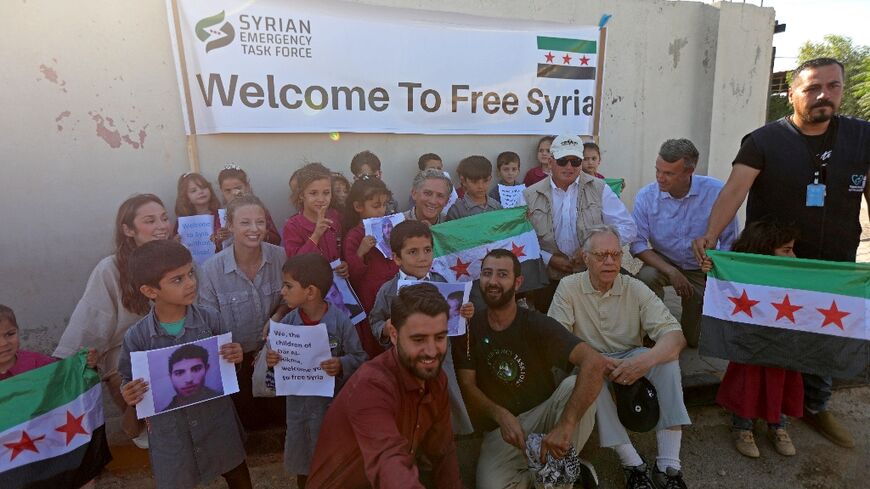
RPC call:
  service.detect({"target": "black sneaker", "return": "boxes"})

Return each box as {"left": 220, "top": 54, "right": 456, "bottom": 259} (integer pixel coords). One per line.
{"left": 623, "top": 462, "right": 654, "bottom": 489}
{"left": 651, "top": 465, "right": 687, "bottom": 489}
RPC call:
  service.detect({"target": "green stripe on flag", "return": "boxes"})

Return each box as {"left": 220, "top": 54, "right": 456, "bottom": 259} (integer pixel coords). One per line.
{"left": 707, "top": 250, "right": 870, "bottom": 299}
{"left": 604, "top": 178, "right": 624, "bottom": 198}
{"left": 431, "top": 207, "right": 532, "bottom": 257}
{"left": 0, "top": 350, "right": 99, "bottom": 432}
{"left": 537, "top": 36, "right": 597, "bottom": 54}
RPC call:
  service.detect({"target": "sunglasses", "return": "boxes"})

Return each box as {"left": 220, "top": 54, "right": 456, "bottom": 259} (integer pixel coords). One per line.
{"left": 555, "top": 157, "right": 582, "bottom": 168}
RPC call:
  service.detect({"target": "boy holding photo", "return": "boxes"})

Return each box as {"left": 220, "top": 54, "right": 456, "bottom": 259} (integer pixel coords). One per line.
{"left": 118, "top": 240, "right": 250, "bottom": 489}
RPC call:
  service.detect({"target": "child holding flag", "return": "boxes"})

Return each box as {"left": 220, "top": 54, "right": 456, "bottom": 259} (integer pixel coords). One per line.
{"left": 702, "top": 220, "right": 803, "bottom": 458}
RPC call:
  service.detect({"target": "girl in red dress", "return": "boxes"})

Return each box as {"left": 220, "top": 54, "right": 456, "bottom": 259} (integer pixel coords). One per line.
{"left": 522, "top": 135, "right": 555, "bottom": 186}
{"left": 174, "top": 172, "right": 226, "bottom": 250}
{"left": 703, "top": 220, "right": 803, "bottom": 458}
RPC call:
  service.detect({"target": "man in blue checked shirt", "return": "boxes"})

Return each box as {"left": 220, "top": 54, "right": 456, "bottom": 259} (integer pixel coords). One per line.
{"left": 630, "top": 139, "right": 738, "bottom": 348}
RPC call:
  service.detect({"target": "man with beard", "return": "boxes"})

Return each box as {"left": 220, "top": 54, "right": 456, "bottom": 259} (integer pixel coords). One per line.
{"left": 455, "top": 249, "right": 606, "bottom": 489}
{"left": 693, "top": 57, "right": 870, "bottom": 449}
{"left": 306, "top": 283, "right": 463, "bottom": 489}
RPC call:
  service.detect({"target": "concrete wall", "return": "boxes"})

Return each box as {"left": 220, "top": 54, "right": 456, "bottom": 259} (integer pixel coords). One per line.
{"left": 0, "top": 0, "right": 773, "bottom": 352}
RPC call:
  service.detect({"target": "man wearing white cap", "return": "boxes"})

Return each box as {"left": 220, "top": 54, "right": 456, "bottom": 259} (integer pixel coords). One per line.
{"left": 524, "top": 135, "right": 636, "bottom": 311}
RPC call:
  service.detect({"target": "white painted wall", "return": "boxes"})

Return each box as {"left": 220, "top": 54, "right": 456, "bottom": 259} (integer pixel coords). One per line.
{"left": 0, "top": 0, "right": 773, "bottom": 352}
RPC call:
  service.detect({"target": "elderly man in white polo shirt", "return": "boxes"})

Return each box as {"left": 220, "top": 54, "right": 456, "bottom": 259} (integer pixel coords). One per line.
{"left": 524, "top": 135, "right": 636, "bottom": 312}
{"left": 548, "top": 225, "right": 690, "bottom": 489}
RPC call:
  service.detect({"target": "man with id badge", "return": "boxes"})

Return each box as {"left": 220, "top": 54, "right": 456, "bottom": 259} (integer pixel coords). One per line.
{"left": 692, "top": 57, "right": 870, "bottom": 449}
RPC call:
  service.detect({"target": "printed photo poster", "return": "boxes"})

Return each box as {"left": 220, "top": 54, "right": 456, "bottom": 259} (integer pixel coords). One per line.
{"left": 327, "top": 259, "right": 366, "bottom": 325}
{"left": 498, "top": 184, "right": 527, "bottom": 208}
{"left": 269, "top": 320, "right": 335, "bottom": 397}
{"left": 397, "top": 280, "right": 472, "bottom": 336}
{"left": 363, "top": 212, "right": 406, "bottom": 259}
{"left": 130, "top": 333, "right": 239, "bottom": 419}
{"left": 178, "top": 214, "right": 216, "bottom": 264}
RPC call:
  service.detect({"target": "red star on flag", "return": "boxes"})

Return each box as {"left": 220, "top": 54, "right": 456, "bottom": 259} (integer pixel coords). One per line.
{"left": 544, "top": 51, "right": 555, "bottom": 63}
{"left": 562, "top": 53, "right": 572, "bottom": 64}
{"left": 449, "top": 257, "right": 471, "bottom": 279}
{"left": 56, "top": 411, "right": 89, "bottom": 445}
{"left": 510, "top": 242, "right": 526, "bottom": 258}
{"left": 771, "top": 294, "right": 802, "bottom": 323}
{"left": 817, "top": 300, "right": 850, "bottom": 330}
{"left": 4, "top": 431, "right": 45, "bottom": 461}
{"left": 728, "top": 289, "right": 759, "bottom": 317}
{"left": 579, "top": 55, "right": 590, "bottom": 65}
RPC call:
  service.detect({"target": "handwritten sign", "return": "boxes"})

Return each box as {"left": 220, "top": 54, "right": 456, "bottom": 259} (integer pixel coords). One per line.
{"left": 178, "top": 215, "right": 216, "bottom": 264}
{"left": 498, "top": 184, "right": 527, "bottom": 208}
{"left": 269, "top": 321, "right": 335, "bottom": 397}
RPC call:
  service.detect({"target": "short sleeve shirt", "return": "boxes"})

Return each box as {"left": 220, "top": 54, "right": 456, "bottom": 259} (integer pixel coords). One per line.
{"left": 454, "top": 308, "right": 580, "bottom": 431}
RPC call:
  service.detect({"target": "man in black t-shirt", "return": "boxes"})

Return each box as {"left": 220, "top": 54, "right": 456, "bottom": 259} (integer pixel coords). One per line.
{"left": 454, "top": 249, "right": 606, "bottom": 489}
{"left": 693, "top": 57, "right": 870, "bottom": 449}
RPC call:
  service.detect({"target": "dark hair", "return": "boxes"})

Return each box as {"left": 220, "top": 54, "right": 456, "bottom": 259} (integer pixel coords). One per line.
{"left": 282, "top": 253, "right": 334, "bottom": 299}
{"left": 390, "top": 283, "right": 449, "bottom": 331}
{"left": 794, "top": 57, "right": 845, "bottom": 79}
{"left": 330, "top": 172, "right": 351, "bottom": 208}
{"left": 731, "top": 220, "right": 800, "bottom": 256}
{"left": 116, "top": 194, "right": 167, "bottom": 315}
{"left": 129, "top": 240, "right": 193, "bottom": 291}
{"left": 446, "top": 291, "right": 464, "bottom": 303}
{"left": 217, "top": 165, "right": 249, "bottom": 188}
{"left": 168, "top": 343, "right": 209, "bottom": 373}
{"left": 658, "top": 139, "right": 699, "bottom": 169}
{"left": 0, "top": 304, "right": 17, "bottom": 328}
{"left": 417, "top": 153, "right": 442, "bottom": 170}
{"left": 175, "top": 173, "right": 221, "bottom": 217}
{"left": 536, "top": 135, "right": 555, "bottom": 150}
{"left": 457, "top": 155, "right": 493, "bottom": 180}
{"left": 350, "top": 150, "right": 381, "bottom": 175}
{"left": 292, "top": 163, "right": 332, "bottom": 209}
{"left": 342, "top": 177, "right": 393, "bottom": 230}
{"left": 225, "top": 194, "right": 267, "bottom": 225}
{"left": 482, "top": 248, "right": 521, "bottom": 278}
{"left": 496, "top": 151, "right": 520, "bottom": 169}
{"left": 390, "top": 220, "right": 432, "bottom": 255}
{"left": 582, "top": 142, "right": 601, "bottom": 156}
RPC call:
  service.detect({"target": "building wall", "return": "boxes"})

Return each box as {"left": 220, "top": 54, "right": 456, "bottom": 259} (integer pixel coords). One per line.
{"left": 0, "top": 0, "right": 773, "bottom": 351}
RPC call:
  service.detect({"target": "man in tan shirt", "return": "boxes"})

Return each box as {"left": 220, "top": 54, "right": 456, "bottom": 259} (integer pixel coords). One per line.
{"left": 548, "top": 225, "right": 690, "bottom": 489}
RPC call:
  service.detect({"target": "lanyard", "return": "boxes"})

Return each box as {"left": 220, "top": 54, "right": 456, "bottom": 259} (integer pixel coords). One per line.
{"left": 791, "top": 116, "right": 836, "bottom": 184}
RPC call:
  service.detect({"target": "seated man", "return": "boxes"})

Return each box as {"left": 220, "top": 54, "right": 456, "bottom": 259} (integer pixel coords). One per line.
{"left": 549, "top": 225, "right": 690, "bottom": 489}
{"left": 524, "top": 135, "right": 636, "bottom": 312}
{"left": 630, "top": 139, "right": 738, "bottom": 347}
{"left": 455, "top": 249, "right": 606, "bottom": 489}
{"left": 306, "top": 283, "right": 462, "bottom": 488}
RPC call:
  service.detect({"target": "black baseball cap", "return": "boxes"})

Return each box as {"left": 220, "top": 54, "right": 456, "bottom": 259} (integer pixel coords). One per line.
{"left": 612, "top": 376, "right": 660, "bottom": 433}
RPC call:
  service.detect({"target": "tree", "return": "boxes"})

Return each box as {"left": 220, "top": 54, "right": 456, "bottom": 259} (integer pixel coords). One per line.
{"left": 796, "top": 35, "right": 870, "bottom": 119}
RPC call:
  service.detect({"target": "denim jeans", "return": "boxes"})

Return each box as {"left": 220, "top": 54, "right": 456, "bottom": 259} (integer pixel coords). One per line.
{"left": 802, "top": 373, "right": 833, "bottom": 413}
{"left": 732, "top": 413, "right": 785, "bottom": 431}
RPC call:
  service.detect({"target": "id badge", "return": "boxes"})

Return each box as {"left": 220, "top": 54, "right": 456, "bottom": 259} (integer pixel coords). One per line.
{"left": 806, "top": 183, "right": 826, "bottom": 207}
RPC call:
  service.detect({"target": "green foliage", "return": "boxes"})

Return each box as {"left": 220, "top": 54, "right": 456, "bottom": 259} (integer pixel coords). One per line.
{"left": 796, "top": 35, "right": 870, "bottom": 119}
{"left": 767, "top": 94, "right": 791, "bottom": 122}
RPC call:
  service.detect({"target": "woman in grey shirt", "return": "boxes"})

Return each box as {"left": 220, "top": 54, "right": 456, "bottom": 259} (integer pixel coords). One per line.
{"left": 198, "top": 194, "right": 287, "bottom": 429}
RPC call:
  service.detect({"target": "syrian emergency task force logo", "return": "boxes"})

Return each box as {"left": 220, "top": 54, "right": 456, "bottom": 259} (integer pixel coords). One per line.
{"left": 486, "top": 348, "right": 526, "bottom": 386}
{"left": 196, "top": 11, "right": 235, "bottom": 52}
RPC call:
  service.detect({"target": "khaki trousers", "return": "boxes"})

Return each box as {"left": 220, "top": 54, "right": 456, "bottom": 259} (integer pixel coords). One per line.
{"left": 476, "top": 375, "right": 597, "bottom": 489}
{"left": 636, "top": 256, "right": 707, "bottom": 348}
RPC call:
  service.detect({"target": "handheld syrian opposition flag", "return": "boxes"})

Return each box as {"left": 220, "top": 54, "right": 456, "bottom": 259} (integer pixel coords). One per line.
{"left": 431, "top": 207, "right": 542, "bottom": 283}
{"left": 0, "top": 351, "right": 111, "bottom": 488}
{"left": 699, "top": 250, "right": 869, "bottom": 378}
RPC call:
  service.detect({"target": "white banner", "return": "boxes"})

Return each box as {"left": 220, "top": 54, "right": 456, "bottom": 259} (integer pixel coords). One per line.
{"left": 167, "top": 0, "right": 603, "bottom": 135}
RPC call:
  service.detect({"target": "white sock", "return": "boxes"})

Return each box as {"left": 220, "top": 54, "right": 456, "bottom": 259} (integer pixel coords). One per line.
{"left": 613, "top": 443, "right": 643, "bottom": 468}
{"left": 656, "top": 429, "right": 682, "bottom": 472}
